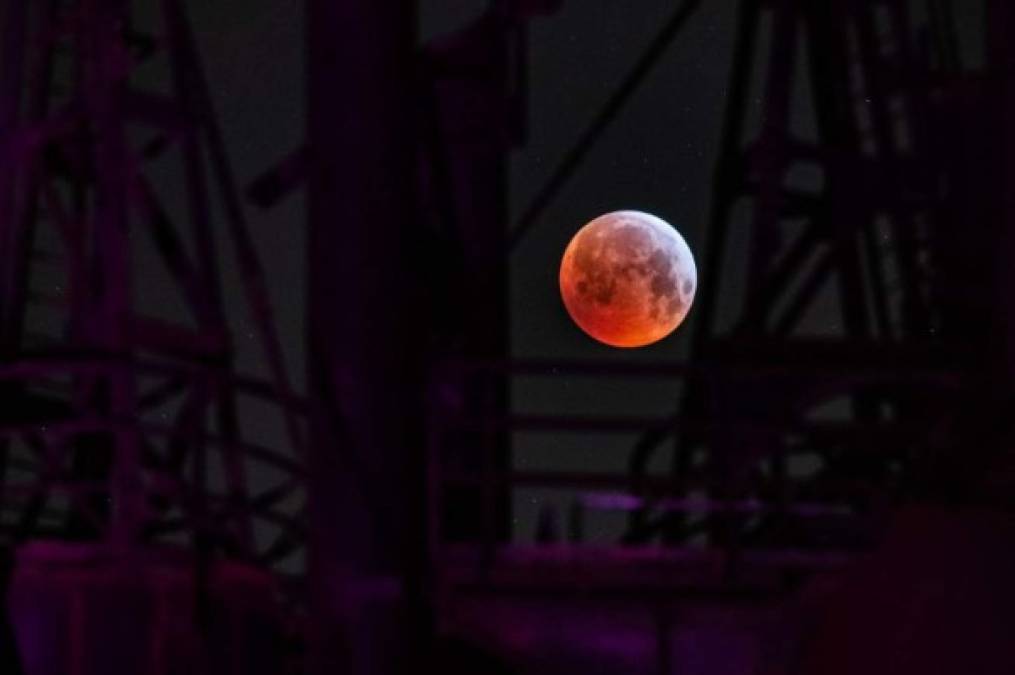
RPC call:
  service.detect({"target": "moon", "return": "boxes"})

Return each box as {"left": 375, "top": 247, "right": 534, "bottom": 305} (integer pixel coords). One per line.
{"left": 559, "top": 210, "right": 697, "bottom": 348}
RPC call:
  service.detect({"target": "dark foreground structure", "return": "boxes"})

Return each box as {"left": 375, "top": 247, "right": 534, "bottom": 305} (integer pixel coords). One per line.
{"left": 1, "top": 0, "right": 1014, "bottom": 673}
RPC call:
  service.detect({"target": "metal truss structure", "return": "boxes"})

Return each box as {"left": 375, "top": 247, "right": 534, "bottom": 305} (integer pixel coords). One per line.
{"left": 0, "top": 0, "right": 1003, "bottom": 672}
{"left": 624, "top": 0, "right": 976, "bottom": 551}
{"left": 0, "top": 0, "right": 306, "bottom": 580}
{"left": 428, "top": 0, "right": 983, "bottom": 626}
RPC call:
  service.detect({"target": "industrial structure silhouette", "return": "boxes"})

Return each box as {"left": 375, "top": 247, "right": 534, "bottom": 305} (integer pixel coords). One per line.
{"left": 0, "top": 0, "right": 1012, "bottom": 673}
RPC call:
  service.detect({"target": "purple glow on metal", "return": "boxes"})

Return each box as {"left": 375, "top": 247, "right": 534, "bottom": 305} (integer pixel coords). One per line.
{"left": 579, "top": 492, "right": 854, "bottom": 517}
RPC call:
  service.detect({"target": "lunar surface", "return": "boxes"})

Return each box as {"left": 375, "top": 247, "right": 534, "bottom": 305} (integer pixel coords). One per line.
{"left": 559, "top": 210, "right": 697, "bottom": 348}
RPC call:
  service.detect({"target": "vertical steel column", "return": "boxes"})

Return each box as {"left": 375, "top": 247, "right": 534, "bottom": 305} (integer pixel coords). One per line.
{"left": 0, "top": 0, "right": 29, "bottom": 532}
{"left": 989, "top": 0, "right": 1015, "bottom": 389}
{"left": 0, "top": 547, "right": 19, "bottom": 674}
{"left": 0, "top": 0, "right": 28, "bottom": 351}
{"left": 306, "top": 1, "right": 424, "bottom": 673}
{"left": 81, "top": 0, "right": 143, "bottom": 547}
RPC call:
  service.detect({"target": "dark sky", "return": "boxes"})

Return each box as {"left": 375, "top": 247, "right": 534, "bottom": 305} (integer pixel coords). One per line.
{"left": 508, "top": 2, "right": 734, "bottom": 362}
{"left": 131, "top": 2, "right": 987, "bottom": 545}
{"left": 177, "top": 0, "right": 735, "bottom": 371}
{"left": 503, "top": 3, "right": 738, "bottom": 540}
{"left": 166, "top": 1, "right": 739, "bottom": 542}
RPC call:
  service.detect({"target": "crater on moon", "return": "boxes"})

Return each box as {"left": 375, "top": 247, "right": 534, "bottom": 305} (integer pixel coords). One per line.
{"left": 559, "top": 211, "right": 697, "bottom": 348}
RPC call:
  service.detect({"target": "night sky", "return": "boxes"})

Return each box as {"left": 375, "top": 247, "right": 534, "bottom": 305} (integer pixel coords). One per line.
{"left": 5, "top": 3, "right": 1013, "bottom": 673}
{"left": 157, "top": 1, "right": 738, "bottom": 544}
{"left": 506, "top": 2, "right": 736, "bottom": 540}
{"left": 121, "top": 1, "right": 986, "bottom": 544}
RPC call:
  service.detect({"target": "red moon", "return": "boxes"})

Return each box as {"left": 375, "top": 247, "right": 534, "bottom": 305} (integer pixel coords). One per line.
{"left": 559, "top": 211, "right": 697, "bottom": 348}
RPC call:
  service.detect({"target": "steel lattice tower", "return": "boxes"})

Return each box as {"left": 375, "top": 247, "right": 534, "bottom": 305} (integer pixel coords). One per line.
{"left": 0, "top": 0, "right": 1005, "bottom": 673}
{"left": 0, "top": 0, "right": 306, "bottom": 631}
{"left": 425, "top": 2, "right": 996, "bottom": 672}
{"left": 619, "top": 0, "right": 979, "bottom": 558}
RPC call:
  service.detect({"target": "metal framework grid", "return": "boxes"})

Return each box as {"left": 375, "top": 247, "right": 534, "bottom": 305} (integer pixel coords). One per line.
{"left": 0, "top": 0, "right": 306, "bottom": 583}
{"left": 0, "top": 0, "right": 997, "bottom": 672}
{"left": 427, "top": 0, "right": 977, "bottom": 614}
